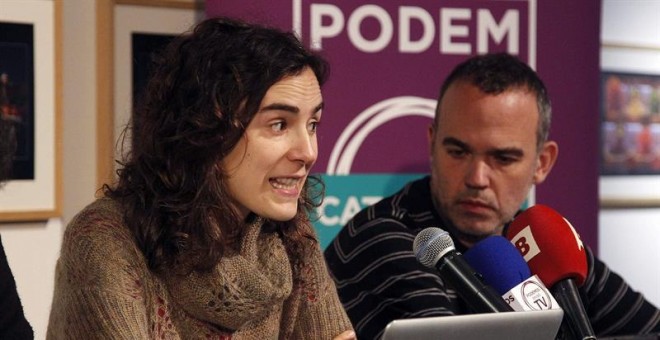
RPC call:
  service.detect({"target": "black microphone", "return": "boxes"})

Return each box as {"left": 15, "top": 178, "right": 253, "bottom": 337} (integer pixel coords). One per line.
{"left": 413, "top": 227, "right": 514, "bottom": 313}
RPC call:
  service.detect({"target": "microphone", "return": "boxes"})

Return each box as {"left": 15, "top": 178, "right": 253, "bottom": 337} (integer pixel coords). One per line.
{"left": 464, "top": 235, "right": 531, "bottom": 295}
{"left": 413, "top": 227, "right": 513, "bottom": 313}
{"left": 507, "top": 204, "right": 596, "bottom": 340}
{"left": 464, "top": 235, "right": 560, "bottom": 312}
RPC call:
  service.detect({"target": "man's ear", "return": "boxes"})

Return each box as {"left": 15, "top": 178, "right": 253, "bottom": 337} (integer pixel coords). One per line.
{"left": 533, "top": 141, "right": 559, "bottom": 184}
{"left": 427, "top": 124, "right": 434, "bottom": 148}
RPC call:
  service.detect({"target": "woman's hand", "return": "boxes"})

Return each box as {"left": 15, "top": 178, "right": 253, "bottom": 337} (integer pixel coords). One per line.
{"left": 333, "top": 330, "right": 357, "bottom": 340}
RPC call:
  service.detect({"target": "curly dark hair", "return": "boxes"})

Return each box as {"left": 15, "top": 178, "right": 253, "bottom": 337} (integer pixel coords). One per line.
{"left": 436, "top": 53, "right": 552, "bottom": 151}
{"left": 0, "top": 117, "right": 16, "bottom": 185}
{"left": 104, "top": 16, "right": 329, "bottom": 274}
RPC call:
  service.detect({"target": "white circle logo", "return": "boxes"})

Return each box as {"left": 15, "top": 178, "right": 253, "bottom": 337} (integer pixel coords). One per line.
{"left": 521, "top": 280, "right": 554, "bottom": 310}
{"left": 326, "top": 96, "right": 436, "bottom": 174}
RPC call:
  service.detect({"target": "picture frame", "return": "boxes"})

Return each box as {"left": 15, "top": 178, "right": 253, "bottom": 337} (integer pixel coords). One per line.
{"left": 599, "top": 70, "right": 660, "bottom": 208}
{"left": 0, "top": 0, "right": 62, "bottom": 221}
{"left": 96, "top": 0, "right": 204, "bottom": 190}
{"left": 600, "top": 71, "right": 660, "bottom": 176}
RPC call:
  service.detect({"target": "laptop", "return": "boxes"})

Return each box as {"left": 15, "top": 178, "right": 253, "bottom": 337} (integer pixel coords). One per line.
{"left": 381, "top": 309, "right": 564, "bottom": 340}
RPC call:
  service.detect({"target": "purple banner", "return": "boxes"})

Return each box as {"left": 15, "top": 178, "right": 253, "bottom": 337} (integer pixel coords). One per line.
{"left": 207, "top": 0, "right": 601, "bottom": 253}
{"left": 210, "top": 0, "right": 533, "bottom": 175}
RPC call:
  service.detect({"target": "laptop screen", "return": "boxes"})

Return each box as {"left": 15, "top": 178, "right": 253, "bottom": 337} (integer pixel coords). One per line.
{"left": 381, "top": 309, "right": 564, "bottom": 340}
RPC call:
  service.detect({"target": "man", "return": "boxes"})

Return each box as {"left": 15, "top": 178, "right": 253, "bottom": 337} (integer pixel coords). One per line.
{"left": 324, "top": 53, "right": 660, "bottom": 340}
{"left": 0, "top": 117, "right": 33, "bottom": 339}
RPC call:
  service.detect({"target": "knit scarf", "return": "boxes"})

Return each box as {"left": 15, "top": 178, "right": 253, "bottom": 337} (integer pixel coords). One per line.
{"left": 162, "top": 217, "right": 295, "bottom": 333}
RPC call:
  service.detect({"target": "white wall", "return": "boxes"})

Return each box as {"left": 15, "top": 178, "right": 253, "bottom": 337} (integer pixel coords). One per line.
{"left": 599, "top": 0, "right": 660, "bottom": 307}
{"left": 2, "top": 221, "right": 63, "bottom": 340}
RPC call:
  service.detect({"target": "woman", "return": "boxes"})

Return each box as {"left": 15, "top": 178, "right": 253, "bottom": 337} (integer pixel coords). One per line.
{"left": 47, "top": 17, "right": 355, "bottom": 339}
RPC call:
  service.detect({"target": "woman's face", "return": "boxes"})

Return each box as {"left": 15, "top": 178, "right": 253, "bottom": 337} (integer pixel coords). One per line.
{"left": 222, "top": 67, "right": 323, "bottom": 221}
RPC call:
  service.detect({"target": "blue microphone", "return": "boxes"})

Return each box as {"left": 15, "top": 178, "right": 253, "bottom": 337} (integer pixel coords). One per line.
{"left": 464, "top": 235, "right": 560, "bottom": 312}
{"left": 464, "top": 235, "right": 531, "bottom": 295}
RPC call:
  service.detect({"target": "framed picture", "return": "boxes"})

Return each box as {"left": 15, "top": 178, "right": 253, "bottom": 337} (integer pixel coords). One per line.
{"left": 96, "top": 0, "right": 204, "bottom": 189}
{"left": 600, "top": 71, "right": 660, "bottom": 207}
{"left": 601, "top": 71, "right": 660, "bottom": 175}
{"left": 0, "top": 0, "right": 62, "bottom": 221}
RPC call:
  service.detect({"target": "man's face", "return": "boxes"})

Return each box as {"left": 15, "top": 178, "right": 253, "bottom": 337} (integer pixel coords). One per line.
{"left": 222, "top": 67, "right": 322, "bottom": 221}
{"left": 428, "top": 81, "right": 557, "bottom": 247}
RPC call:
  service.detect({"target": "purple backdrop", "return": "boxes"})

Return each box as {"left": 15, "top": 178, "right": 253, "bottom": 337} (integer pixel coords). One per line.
{"left": 534, "top": 1, "right": 600, "bottom": 254}
{"left": 206, "top": 0, "right": 601, "bottom": 253}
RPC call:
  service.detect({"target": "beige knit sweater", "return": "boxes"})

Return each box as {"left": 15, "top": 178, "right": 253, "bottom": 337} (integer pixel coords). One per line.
{"left": 46, "top": 199, "right": 353, "bottom": 339}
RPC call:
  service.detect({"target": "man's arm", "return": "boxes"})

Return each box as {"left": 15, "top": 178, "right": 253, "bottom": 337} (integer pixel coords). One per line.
{"left": 581, "top": 246, "right": 660, "bottom": 336}
{"left": 325, "top": 218, "right": 460, "bottom": 339}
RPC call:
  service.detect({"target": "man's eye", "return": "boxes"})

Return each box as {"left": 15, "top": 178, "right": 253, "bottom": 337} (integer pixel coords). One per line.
{"left": 308, "top": 121, "right": 319, "bottom": 133}
{"left": 447, "top": 149, "right": 466, "bottom": 158}
{"left": 495, "top": 155, "right": 517, "bottom": 165}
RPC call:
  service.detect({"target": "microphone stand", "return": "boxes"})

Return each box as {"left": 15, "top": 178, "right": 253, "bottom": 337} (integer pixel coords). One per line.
{"left": 552, "top": 279, "right": 596, "bottom": 340}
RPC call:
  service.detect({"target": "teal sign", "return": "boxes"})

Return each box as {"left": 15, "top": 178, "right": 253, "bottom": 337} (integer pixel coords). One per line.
{"left": 313, "top": 173, "right": 425, "bottom": 249}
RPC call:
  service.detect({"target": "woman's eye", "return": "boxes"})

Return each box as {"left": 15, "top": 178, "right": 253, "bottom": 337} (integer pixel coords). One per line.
{"left": 271, "top": 121, "right": 286, "bottom": 132}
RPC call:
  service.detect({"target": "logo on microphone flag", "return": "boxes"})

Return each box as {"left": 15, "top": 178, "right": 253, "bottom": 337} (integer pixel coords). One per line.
{"left": 509, "top": 225, "right": 541, "bottom": 262}
{"left": 503, "top": 274, "right": 560, "bottom": 312}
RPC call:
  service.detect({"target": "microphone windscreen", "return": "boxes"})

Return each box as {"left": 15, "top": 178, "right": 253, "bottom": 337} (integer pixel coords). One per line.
{"left": 506, "top": 204, "right": 588, "bottom": 287}
{"left": 464, "top": 235, "right": 532, "bottom": 295}
{"left": 413, "top": 227, "right": 455, "bottom": 268}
